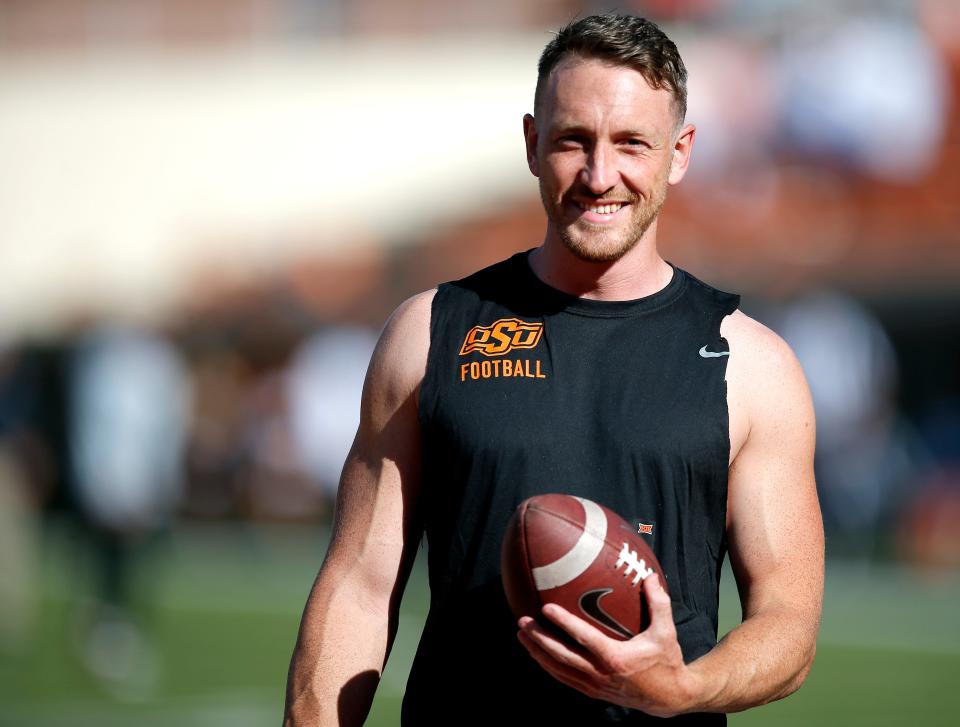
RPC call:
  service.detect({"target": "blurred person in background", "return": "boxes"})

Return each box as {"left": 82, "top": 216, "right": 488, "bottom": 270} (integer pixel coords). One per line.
{"left": 0, "top": 345, "right": 54, "bottom": 655}
{"left": 766, "top": 290, "right": 928, "bottom": 560}
{"left": 181, "top": 327, "right": 254, "bottom": 519}
{"left": 68, "top": 325, "right": 190, "bottom": 699}
{"left": 284, "top": 13, "right": 822, "bottom": 725}
{"left": 776, "top": 3, "right": 948, "bottom": 182}
{"left": 178, "top": 300, "right": 367, "bottom": 523}
{"left": 238, "top": 347, "right": 322, "bottom": 522}
{"left": 899, "top": 329, "right": 960, "bottom": 570}
{"left": 285, "top": 325, "right": 378, "bottom": 506}
{"left": 0, "top": 444, "right": 35, "bottom": 652}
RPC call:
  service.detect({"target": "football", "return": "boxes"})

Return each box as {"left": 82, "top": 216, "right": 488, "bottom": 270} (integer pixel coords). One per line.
{"left": 501, "top": 494, "right": 667, "bottom": 641}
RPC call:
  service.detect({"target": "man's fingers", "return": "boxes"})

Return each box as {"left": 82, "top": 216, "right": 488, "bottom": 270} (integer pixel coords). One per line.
{"left": 540, "top": 603, "right": 612, "bottom": 655}
{"left": 643, "top": 574, "right": 676, "bottom": 636}
{"left": 517, "top": 617, "right": 598, "bottom": 674}
{"left": 539, "top": 604, "right": 642, "bottom": 677}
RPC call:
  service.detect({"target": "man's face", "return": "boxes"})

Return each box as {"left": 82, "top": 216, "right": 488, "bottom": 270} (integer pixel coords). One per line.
{"left": 524, "top": 57, "right": 693, "bottom": 262}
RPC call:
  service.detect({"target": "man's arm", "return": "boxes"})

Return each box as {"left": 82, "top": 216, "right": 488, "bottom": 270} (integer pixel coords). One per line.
{"left": 685, "top": 312, "right": 823, "bottom": 710}
{"left": 283, "top": 290, "right": 434, "bottom": 727}
{"left": 515, "top": 312, "right": 824, "bottom": 716}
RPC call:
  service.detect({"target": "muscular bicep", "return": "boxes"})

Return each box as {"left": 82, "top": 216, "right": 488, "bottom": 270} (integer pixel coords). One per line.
{"left": 322, "top": 290, "right": 434, "bottom": 609}
{"left": 725, "top": 324, "right": 823, "bottom": 627}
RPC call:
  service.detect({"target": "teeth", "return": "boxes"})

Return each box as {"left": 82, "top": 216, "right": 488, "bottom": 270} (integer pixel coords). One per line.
{"left": 581, "top": 203, "right": 624, "bottom": 215}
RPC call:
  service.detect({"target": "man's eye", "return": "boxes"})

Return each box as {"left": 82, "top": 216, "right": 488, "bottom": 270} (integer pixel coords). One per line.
{"left": 557, "top": 136, "right": 585, "bottom": 148}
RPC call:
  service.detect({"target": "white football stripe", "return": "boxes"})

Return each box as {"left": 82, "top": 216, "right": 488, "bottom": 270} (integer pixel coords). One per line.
{"left": 531, "top": 497, "right": 607, "bottom": 591}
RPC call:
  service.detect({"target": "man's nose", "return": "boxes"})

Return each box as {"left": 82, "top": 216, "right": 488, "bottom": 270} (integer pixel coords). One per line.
{"left": 580, "top": 143, "right": 616, "bottom": 194}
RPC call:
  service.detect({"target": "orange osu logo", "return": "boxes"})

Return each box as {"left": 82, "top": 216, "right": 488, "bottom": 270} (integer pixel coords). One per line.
{"left": 459, "top": 318, "right": 544, "bottom": 357}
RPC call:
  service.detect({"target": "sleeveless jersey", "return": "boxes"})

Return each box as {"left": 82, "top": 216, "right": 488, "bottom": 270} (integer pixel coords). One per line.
{"left": 403, "top": 250, "right": 740, "bottom": 725}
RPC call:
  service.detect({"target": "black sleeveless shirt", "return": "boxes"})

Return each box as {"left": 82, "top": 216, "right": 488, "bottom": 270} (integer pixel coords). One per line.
{"left": 403, "top": 251, "right": 740, "bottom": 725}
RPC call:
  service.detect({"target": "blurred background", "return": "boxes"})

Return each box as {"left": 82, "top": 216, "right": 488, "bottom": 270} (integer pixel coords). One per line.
{"left": 1, "top": 0, "right": 959, "bottom": 724}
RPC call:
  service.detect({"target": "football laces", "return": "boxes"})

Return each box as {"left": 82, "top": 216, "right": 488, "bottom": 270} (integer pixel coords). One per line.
{"left": 615, "top": 542, "right": 654, "bottom": 587}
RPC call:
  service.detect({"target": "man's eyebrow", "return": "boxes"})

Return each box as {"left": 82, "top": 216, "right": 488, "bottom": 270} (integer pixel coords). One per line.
{"left": 548, "top": 123, "right": 655, "bottom": 138}
{"left": 548, "top": 122, "right": 590, "bottom": 135}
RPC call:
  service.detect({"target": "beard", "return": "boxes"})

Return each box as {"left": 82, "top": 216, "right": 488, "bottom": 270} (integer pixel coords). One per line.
{"left": 540, "top": 179, "right": 668, "bottom": 263}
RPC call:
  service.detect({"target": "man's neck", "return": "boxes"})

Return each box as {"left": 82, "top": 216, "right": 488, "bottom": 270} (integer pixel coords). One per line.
{"left": 528, "top": 230, "right": 673, "bottom": 302}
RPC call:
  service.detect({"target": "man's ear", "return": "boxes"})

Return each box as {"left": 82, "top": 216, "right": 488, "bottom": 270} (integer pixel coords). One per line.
{"left": 523, "top": 113, "right": 539, "bottom": 177}
{"left": 668, "top": 123, "right": 696, "bottom": 185}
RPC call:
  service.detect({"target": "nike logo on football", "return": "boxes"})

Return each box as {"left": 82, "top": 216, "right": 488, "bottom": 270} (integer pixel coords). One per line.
{"left": 579, "top": 588, "right": 634, "bottom": 639}
{"left": 699, "top": 345, "right": 729, "bottom": 358}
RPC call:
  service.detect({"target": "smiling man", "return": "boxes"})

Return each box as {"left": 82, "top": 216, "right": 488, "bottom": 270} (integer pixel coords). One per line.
{"left": 284, "top": 14, "right": 823, "bottom": 726}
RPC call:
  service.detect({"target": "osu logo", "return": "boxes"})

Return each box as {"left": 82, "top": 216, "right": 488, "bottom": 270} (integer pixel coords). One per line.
{"left": 459, "top": 318, "right": 543, "bottom": 357}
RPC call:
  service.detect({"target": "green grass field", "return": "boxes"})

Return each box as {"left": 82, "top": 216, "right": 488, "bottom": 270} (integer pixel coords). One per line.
{"left": 2, "top": 521, "right": 959, "bottom": 726}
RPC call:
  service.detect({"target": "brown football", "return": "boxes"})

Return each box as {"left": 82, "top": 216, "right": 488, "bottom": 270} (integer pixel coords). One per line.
{"left": 501, "top": 494, "right": 667, "bottom": 640}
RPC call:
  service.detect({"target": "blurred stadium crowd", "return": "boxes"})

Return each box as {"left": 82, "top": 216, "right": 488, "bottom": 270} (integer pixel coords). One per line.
{"left": 1, "top": 0, "right": 959, "bottom": 704}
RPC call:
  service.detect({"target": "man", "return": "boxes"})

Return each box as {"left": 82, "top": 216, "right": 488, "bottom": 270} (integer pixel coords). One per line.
{"left": 284, "top": 14, "right": 823, "bottom": 725}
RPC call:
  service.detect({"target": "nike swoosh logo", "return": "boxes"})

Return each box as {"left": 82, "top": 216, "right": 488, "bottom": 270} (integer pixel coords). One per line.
{"left": 699, "top": 345, "right": 729, "bottom": 358}
{"left": 579, "top": 588, "right": 634, "bottom": 639}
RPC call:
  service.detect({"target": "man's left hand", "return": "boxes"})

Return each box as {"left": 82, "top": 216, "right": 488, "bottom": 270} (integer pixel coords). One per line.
{"left": 516, "top": 574, "right": 703, "bottom": 718}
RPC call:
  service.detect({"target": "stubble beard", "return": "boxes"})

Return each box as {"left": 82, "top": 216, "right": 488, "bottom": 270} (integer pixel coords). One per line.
{"left": 541, "top": 182, "right": 669, "bottom": 264}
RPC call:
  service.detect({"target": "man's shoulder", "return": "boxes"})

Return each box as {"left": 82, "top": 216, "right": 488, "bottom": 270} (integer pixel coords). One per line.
{"left": 377, "top": 251, "right": 531, "bottom": 396}
{"left": 722, "top": 310, "right": 814, "bottom": 466}
{"left": 722, "top": 310, "right": 811, "bottom": 420}
{"left": 390, "top": 288, "right": 437, "bottom": 327}
{"left": 367, "top": 289, "right": 436, "bottom": 397}
{"left": 721, "top": 310, "right": 798, "bottom": 371}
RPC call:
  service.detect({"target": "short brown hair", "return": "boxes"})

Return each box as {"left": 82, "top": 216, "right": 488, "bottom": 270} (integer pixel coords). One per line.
{"left": 535, "top": 14, "right": 688, "bottom": 126}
